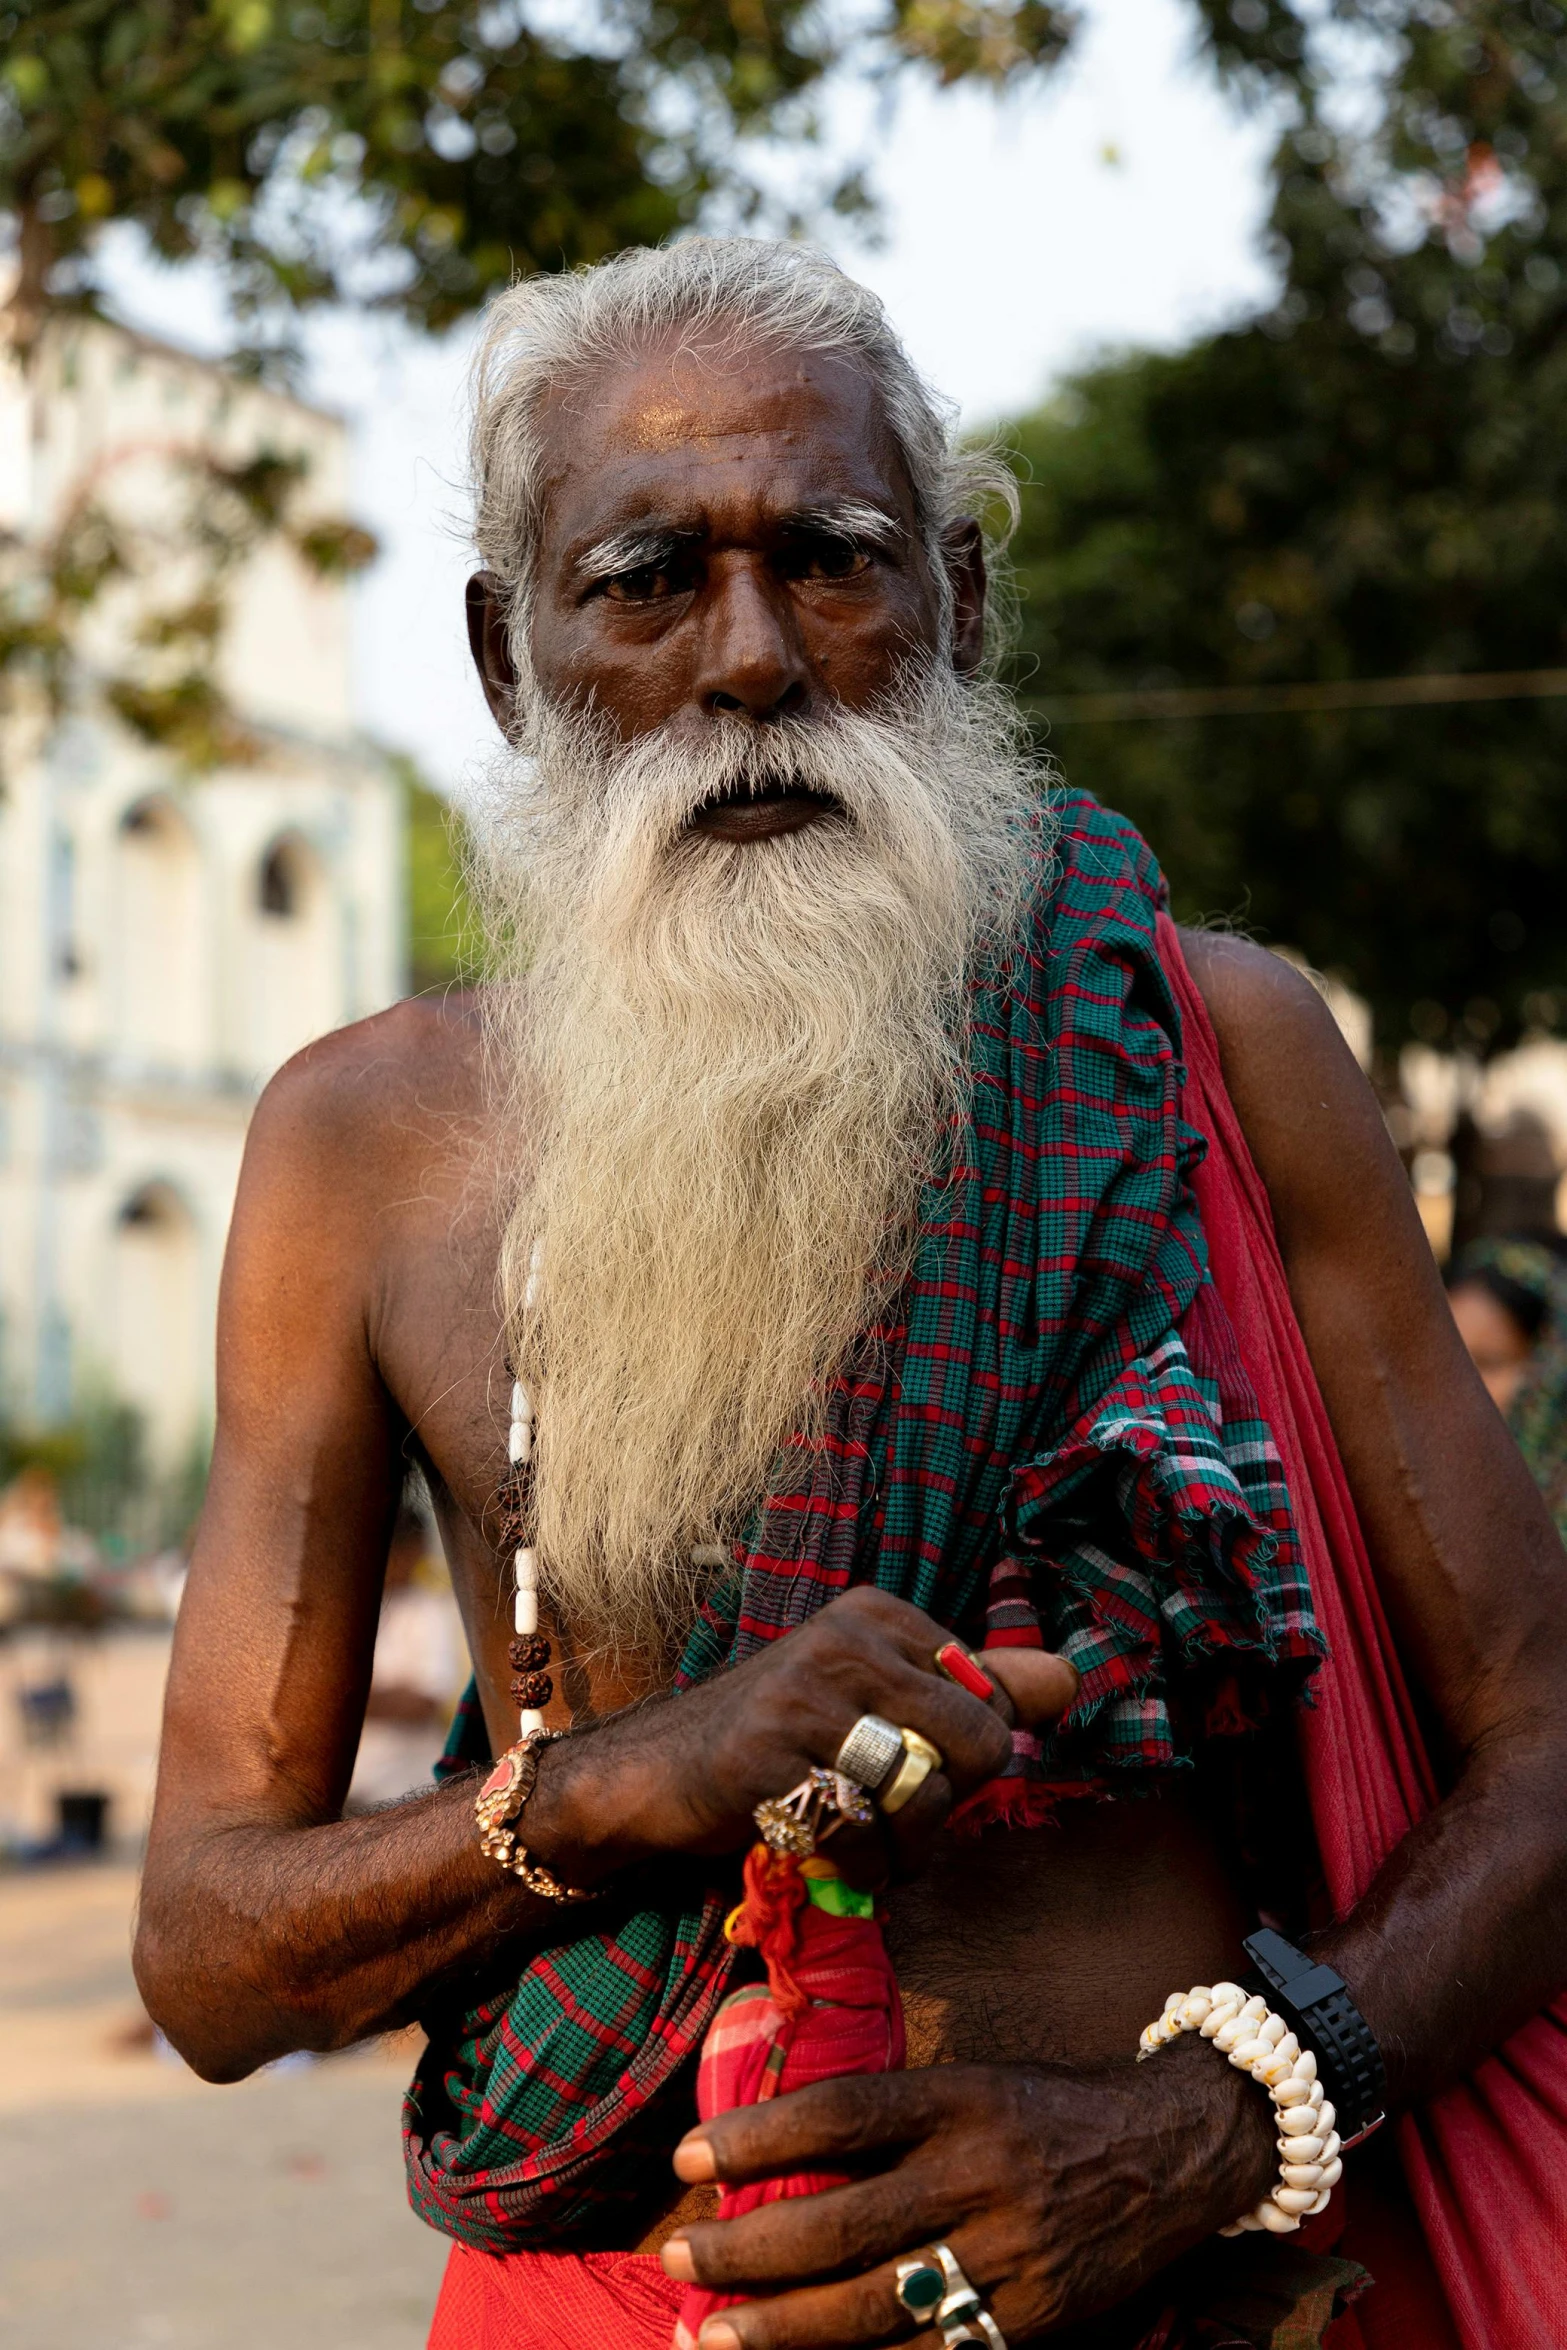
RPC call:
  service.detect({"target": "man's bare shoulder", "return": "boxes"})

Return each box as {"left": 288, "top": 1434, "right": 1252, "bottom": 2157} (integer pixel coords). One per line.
{"left": 1175, "top": 927, "right": 1345, "bottom": 1072}
{"left": 241, "top": 989, "right": 490, "bottom": 1215}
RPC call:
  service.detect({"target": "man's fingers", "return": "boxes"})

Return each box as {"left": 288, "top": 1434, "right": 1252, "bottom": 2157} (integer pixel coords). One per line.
{"left": 666, "top": 2167, "right": 948, "bottom": 2290}
{"left": 983, "top": 1647, "right": 1079, "bottom": 1731}
{"left": 674, "top": 2073, "right": 938, "bottom": 2186}
{"left": 688, "top": 2268, "right": 930, "bottom": 2350}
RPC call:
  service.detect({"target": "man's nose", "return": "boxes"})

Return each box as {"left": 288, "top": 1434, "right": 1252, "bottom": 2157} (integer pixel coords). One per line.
{"left": 693, "top": 557, "right": 808, "bottom": 720}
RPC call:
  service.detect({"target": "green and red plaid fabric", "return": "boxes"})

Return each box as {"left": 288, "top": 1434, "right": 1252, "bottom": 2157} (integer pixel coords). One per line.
{"left": 404, "top": 791, "right": 1324, "bottom": 2248}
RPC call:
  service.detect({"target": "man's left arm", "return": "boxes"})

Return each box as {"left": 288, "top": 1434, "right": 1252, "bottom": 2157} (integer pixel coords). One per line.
{"left": 1186, "top": 929, "right": 1567, "bottom": 2101}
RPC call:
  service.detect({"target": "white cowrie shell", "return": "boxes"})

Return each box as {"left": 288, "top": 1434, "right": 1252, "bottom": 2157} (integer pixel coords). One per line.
{"left": 1293, "top": 2050, "right": 1318, "bottom": 2084}
{"left": 1317, "top": 2156, "right": 1343, "bottom": 2189}
{"left": 1200, "top": 2003, "right": 1240, "bottom": 2040}
{"left": 1209, "top": 1982, "right": 1246, "bottom": 2009}
{"left": 1306, "top": 2187, "right": 1332, "bottom": 2215}
{"left": 1230, "top": 2039, "right": 1270, "bottom": 2068}
{"left": 1257, "top": 2053, "right": 1297, "bottom": 2088}
{"left": 1319, "top": 2132, "right": 1342, "bottom": 2164}
{"left": 1163, "top": 1991, "right": 1185, "bottom": 2015}
{"left": 1277, "top": 2104, "right": 1318, "bottom": 2134}
{"left": 1271, "top": 2081, "right": 1311, "bottom": 2112}
{"left": 1306, "top": 2081, "right": 1325, "bottom": 2109}
{"left": 1212, "top": 2021, "right": 1246, "bottom": 2052}
{"left": 1279, "top": 2134, "right": 1325, "bottom": 2163}
{"left": 1179, "top": 1994, "right": 1212, "bottom": 2028}
{"left": 1280, "top": 2163, "right": 1324, "bottom": 2189}
{"left": 1270, "top": 2032, "right": 1300, "bottom": 2071}
{"left": 1315, "top": 2100, "right": 1336, "bottom": 2138}
{"left": 1256, "top": 2013, "right": 1287, "bottom": 2049}
{"left": 1235, "top": 2210, "right": 1267, "bottom": 2232}
{"left": 1256, "top": 2203, "right": 1301, "bottom": 2235}
{"left": 1273, "top": 2187, "right": 1319, "bottom": 2215}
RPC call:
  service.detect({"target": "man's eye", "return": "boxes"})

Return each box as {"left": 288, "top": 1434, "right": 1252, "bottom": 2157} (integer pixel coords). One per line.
{"left": 786, "top": 537, "right": 872, "bottom": 582}
{"left": 601, "top": 563, "right": 681, "bottom": 603}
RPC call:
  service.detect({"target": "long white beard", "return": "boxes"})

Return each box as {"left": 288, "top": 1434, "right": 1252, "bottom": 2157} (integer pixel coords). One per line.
{"left": 472, "top": 668, "right": 1050, "bottom": 1658}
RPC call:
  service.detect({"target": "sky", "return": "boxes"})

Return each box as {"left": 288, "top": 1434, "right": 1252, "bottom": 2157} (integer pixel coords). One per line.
{"left": 103, "top": 0, "right": 1281, "bottom": 794}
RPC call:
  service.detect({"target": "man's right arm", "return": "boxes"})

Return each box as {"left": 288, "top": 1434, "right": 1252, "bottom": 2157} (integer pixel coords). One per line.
{"left": 133, "top": 1021, "right": 566, "bottom": 2078}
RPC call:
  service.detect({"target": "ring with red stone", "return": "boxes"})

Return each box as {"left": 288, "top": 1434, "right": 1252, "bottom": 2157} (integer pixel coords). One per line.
{"left": 933, "top": 1641, "right": 996, "bottom": 1704}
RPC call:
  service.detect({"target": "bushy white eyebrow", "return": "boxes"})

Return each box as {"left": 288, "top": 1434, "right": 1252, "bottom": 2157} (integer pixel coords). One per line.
{"left": 784, "top": 499, "right": 905, "bottom": 553}
{"left": 576, "top": 525, "right": 699, "bottom": 583}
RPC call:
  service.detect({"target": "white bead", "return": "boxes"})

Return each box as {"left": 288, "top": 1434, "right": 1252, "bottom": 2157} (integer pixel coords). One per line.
{"left": 1315, "top": 2100, "right": 1336, "bottom": 2138}
{"left": 515, "top": 1547, "right": 539, "bottom": 1589}
{"left": 509, "top": 1420, "right": 533, "bottom": 1466}
{"left": 511, "top": 1379, "right": 532, "bottom": 1422}
{"left": 1273, "top": 2187, "right": 1319, "bottom": 2216}
{"left": 1317, "top": 2156, "right": 1343, "bottom": 2190}
{"left": 518, "top": 1706, "right": 545, "bottom": 1734}
{"left": 514, "top": 1586, "right": 538, "bottom": 1635}
{"left": 1255, "top": 2202, "right": 1301, "bottom": 2235}
{"left": 1279, "top": 2135, "right": 1325, "bottom": 2163}
{"left": 1277, "top": 2103, "right": 1318, "bottom": 2134}
{"left": 1280, "top": 2162, "right": 1324, "bottom": 2189}
{"left": 1200, "top": 2002, "right": 1240, "bottom": 2039}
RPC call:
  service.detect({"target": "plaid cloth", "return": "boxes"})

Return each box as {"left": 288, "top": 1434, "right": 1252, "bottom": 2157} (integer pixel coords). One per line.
{"left": 404, "top": 790, "right": 1324, "bottom": 2247}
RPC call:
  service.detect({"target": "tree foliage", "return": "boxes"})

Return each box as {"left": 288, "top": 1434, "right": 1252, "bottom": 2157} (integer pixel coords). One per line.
{"left": 1007, "top": 0, "right": 1567, "bottom": 1059}
{"left": 0, "top": 0, "right": 1075, "bottom": 357}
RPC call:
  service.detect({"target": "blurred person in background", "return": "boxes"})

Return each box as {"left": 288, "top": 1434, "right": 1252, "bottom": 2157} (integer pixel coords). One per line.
{"left": 347, "top": 1504, "right": 463, "bottom": 1812}
{"left": 1447, "top": 1237, "right": 1567, "bottom": 1545}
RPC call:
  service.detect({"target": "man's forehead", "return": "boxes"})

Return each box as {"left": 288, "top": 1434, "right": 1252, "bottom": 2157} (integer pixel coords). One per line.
{"left": 534, "top": 334, "right": 912, "bottom": 552}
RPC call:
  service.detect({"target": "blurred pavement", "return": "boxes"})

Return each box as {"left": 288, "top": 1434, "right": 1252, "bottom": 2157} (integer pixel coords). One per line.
{"left": 0, "top": 1861, "right": 448, "bottom": 2349}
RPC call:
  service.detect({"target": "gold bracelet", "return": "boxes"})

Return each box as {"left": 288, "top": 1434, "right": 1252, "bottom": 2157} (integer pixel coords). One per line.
{"left": 474, "top": 1727, "right": 594, "bottom": 1902}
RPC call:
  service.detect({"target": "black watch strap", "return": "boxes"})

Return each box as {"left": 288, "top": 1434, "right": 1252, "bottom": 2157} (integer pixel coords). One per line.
{"left": 1242, "top": 1928, "right": 1386, "bottom": 2146}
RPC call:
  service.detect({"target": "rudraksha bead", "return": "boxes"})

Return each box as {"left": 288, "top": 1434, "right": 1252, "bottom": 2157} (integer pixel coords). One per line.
{"left": 509, "top": 1670, "right": 553, "bottom": 1708}
{"left": 509, "top": 1633, "right": 551, "bottom": 1673}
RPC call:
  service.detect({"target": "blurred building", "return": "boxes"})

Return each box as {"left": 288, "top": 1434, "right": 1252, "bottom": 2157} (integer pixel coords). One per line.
{"left": 0, "top": 318, "right": 404, "bottom": 1470}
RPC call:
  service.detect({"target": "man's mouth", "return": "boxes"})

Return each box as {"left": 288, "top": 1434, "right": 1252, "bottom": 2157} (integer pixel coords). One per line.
{"left": 687, "top": 778, "right": 843, "bottom": 843}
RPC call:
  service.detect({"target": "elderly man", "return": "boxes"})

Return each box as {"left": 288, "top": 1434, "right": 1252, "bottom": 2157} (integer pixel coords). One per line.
{"left": 137, "top": 242, "right": 1567, "bottom": 2350}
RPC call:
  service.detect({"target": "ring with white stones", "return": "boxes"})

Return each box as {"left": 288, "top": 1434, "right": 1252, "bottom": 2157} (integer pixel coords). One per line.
{"left": 833, "top": 1712, "right": 905, "bottom": 1794}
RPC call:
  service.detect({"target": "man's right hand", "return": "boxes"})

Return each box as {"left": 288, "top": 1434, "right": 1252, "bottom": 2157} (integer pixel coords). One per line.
{"left": 527, "top": 1586, "right": 1078, "bottom": 1889}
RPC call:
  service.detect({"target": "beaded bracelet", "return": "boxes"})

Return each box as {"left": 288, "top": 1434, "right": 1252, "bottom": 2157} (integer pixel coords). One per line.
{"left": 1137, "top": 1981, "right": 1343, "bottom": 2236}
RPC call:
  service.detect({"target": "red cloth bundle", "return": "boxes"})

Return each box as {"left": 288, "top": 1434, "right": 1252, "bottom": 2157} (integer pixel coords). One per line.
{"left": 672, "top": 1846, "right": 905, "bottom": 2350}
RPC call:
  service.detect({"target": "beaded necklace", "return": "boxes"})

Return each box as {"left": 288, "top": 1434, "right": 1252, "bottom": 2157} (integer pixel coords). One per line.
{"left": 504, "top": 1243, "right": 551, "bottom": 1737}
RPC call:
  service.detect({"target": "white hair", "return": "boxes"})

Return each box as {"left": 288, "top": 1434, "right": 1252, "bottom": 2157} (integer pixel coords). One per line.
{"left": 468, "top": 237, "right": 1019, "bottom": 661}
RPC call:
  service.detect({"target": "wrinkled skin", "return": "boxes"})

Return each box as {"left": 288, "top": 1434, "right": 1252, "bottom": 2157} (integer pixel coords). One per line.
{"left": 136, "top": 329, "right": 1567, "bottom": 2346}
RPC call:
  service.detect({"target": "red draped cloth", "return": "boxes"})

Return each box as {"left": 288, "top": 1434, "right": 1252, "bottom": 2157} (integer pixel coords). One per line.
{"left": 1160, "top": 914, "right": 1567, "bottom": 2350}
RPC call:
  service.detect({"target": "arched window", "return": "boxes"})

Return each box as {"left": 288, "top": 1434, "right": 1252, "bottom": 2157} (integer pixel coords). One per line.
{"left": 111, "top": 1180, "right": 202, "bottom": 1465}
{"left": 116, "top": 795, "right": 206, "bottom": 1069}
{"left": 249, "top": 829, "right": 339, "bottom": 1073}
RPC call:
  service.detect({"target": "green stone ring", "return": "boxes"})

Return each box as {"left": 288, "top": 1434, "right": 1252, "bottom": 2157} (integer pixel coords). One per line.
{"left": 894, "top": 2257, "right": 946, "bottom": 2318}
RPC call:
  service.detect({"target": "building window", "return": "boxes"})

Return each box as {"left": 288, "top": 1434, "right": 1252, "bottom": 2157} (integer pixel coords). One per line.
{"left": 258, "top": 836, "right": 307, "bottom": 918}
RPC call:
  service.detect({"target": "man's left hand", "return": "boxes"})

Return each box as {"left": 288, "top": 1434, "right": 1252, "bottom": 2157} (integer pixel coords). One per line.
{"left": 660, "top": 2037, "right": 1277, "bottom": 2346}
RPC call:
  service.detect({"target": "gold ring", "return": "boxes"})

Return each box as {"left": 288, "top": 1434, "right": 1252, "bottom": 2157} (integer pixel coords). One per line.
{"left": 878, "top": 1727, "right": 943, "bottom": 1815}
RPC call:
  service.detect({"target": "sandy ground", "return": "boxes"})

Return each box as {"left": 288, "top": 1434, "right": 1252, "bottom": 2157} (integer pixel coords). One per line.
{"left": 0, "top": 1860, "right": 449, "bottom": 2349}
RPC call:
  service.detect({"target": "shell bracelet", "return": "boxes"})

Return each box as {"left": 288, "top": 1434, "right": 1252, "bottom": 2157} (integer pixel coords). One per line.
{"left": 1137, "top": 1981, "right": 1343, "bottom": 2236}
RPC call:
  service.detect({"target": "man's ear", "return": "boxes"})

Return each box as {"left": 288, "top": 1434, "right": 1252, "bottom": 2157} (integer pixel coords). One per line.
{"left": 943, "top": 519, "right": 988, "bottom": 677}
{"left": 466, "top": 571, "right": 520, "bottom": 736}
